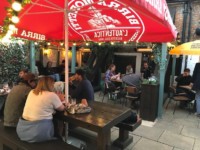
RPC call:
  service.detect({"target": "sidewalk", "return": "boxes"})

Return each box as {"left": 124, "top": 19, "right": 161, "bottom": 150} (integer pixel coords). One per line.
{"left": 95, "top": 92, "right": 200, "bottom": 150}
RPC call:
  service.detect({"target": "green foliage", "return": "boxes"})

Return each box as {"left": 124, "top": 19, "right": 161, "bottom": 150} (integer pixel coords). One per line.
{"left": 0, "top": 41, "right": 29, "bottom": 83}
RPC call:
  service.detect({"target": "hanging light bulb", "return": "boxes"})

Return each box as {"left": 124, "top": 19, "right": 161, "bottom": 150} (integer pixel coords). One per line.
{"left": 111, "top": 42, "right": 114, "bottom": 45}
{"left": 73, "top": 43, "right": 76, "bottom": 46}
{"left": 8, "top": 24, "right": 16, "bottom": 31}
{"left": 34, "top": 42, "right": 38, "bottom": 45}
{"left": 86, "top": 42, "right": 89, "bottom": 46}
{"left": 47, "top": 42, "right": 51, "bottom": 45}
{"left": 7, "top": 30, "right": 13, "bottom": 36}
{"left": 12, "top": 1, "right": 22, "bottom": 12}
{"left": 60, "top": 42, "right": 64, "bottom": 46}
{"left": 2, "top": 37, "right": 11, "bottom": 43}
{"left": 11, "top": 16, "right": 19, "bottom": 24}
{"left": 98, "top": 42, "right": 102, "bottom": 46}
{"left": 124, "top": 41, "right": 127, "bottom": 44}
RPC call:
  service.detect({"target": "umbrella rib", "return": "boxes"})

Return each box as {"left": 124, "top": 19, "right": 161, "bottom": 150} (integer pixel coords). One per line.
{"left": 31, "top": 2, "right": 64, "bottom": 11}
{"left": 44, "top": 0, "right": 64, "bottom": 10}
{"left": 20, "top": 0, "right": 64, "bottom": 18}
{"left": 26, "top": 11, "right": 64, "bottom": 15}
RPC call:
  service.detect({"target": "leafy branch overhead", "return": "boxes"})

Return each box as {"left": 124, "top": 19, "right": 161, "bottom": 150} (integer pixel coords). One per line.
{"left": 0, "top": 40, "right": 29, "bottom": 83}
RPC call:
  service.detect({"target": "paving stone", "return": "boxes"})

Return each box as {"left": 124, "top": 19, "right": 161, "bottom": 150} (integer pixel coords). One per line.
{"left": 132, "top": 125, "right": 164, "bottom": 141}
{"left": 158, "top": 131, "right": 194, "bottom": 150}
{"left": 154, "top": 120, "right": 183, "bottom": 134}
{"left": 182, "top": 126, "right": 200, "bottom": 139}
{"left": 193, "top": 139, "right": 200, "bottom": 150}
{"left": 173, "top": 148, "right": 184, "bottom": 150}
{"left": 172, "top": 118, "right": 198, "bottom": 128}
{"left": 132, "top": 138, "right": 173, "bottom": 150}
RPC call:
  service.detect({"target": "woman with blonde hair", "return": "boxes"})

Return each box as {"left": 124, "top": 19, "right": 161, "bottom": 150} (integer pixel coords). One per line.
{"left": 105, "top": 64, "right": 120, "bottom": 82}
{"left": 17, "top": 76, "right": 65, "bottom": 143}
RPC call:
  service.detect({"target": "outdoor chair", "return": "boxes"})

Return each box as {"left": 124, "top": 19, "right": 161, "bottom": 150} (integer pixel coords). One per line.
{"left": 166, "top": 86, "right": 193, "bottom": 114}
{"left": 101, "top": 82, "right": 122, "bottom": 104}
{"left": 123, "top": 86, "right": 141, "bottom": 113}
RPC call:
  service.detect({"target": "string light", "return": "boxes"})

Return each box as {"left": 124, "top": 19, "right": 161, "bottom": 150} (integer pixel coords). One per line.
{"left": 1, "top": 0, "right": 31, "bottom": 39}
{"left": 11, "top": 16, "right": 19, "bottom": 23}
{"left": 12, "top": 1, "right": 22, "bottom": 12}
{"left": 8, "top": 24, "right": 16, "bottom": 31}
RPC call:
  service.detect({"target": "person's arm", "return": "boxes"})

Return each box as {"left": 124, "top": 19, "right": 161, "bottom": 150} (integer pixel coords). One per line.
{"left": 56, "top": 104, "right": 65, "bottom": 111}
{"left": 175, "top": 74, "right": 183, "bottom": 82}
{"left": 71, "top": 82, "right": 82, "bottom": 99}
{"left": 105, "top": 70, "right": 110, "bottom": 82}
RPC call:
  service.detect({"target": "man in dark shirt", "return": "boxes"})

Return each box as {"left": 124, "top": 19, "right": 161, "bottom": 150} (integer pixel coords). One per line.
{"left": 70, "top": 69, "right": 94, "bottom": 103}
{"left": 175, "top": 68, "right": 194, "bottom": 108}
{"left": 141, "top": 62, "right": 152, "bottom": 79}
{"left": 175, "top": 68, "right": 192, "bottom": 93}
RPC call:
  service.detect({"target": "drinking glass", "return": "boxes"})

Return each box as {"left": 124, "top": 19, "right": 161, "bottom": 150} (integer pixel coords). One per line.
{"left": 71, "top": 98, "right": 76, "bottom": 105}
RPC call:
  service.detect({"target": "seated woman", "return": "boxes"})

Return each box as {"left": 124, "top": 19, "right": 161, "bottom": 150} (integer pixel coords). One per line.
{"left": 16, "top": 76, "right": 65, "bottom": 143}
{"left": 105, "top": 64, "right": 120, "bottom": 83}
{"left": 45, "top": 61, "right": 60, "bottom": 81}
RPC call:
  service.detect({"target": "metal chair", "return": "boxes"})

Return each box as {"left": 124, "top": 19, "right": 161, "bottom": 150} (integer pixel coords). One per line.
{"left": 166, "top": 86, "right": 193, "bottom": 114}
{"left": 124, "top": 86, "right": 141, "bottom": 112}
{"left": 102, "top": 82, "right": 121, "bottom": 103}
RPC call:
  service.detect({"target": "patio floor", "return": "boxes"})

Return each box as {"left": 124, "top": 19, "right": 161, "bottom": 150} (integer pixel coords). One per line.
{"left": 95, "top": 92, "right": 200, "bottom": 150}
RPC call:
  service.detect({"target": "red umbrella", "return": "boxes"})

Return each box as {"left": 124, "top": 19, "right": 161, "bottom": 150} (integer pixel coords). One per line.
{"left": 0, "top": 0, "right": 177, "bottom": 42}
{"left": 0, "top": 0, "right": 177, "bottom": 104}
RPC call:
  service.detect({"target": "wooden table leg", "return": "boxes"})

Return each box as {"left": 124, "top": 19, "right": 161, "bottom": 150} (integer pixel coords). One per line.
{"left": 97, "top": 129, "right": 111, "bottom": 150}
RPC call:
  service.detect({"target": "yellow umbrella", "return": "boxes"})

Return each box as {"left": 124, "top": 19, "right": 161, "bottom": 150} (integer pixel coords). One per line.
{"left": 169, "top": 40, "right": 200, "bottom": 55}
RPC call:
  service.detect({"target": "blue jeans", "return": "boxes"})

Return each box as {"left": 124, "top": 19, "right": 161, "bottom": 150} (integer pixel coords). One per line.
{"left": 195, "top": 90, "right": 200, "bottom": 114}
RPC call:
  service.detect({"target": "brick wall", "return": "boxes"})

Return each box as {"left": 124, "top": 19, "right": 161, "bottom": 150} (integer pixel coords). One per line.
{"left": 168, "top": 1, "right": 200, "bottom": 42}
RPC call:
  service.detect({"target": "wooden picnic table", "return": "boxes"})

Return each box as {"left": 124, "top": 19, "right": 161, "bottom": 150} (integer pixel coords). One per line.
{"left": 55, "top": 101, "right": 132, "bottom": 150}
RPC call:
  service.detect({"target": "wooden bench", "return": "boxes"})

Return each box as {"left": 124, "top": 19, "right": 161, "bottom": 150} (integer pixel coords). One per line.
{"left": 69, "top": 119, "right": 142, "bottom": 149}
{"left": 0, "top": 122, "right": 79, "bottom": 150}
{"left": 113, "top": 118, "right": 142, "bottom": 149}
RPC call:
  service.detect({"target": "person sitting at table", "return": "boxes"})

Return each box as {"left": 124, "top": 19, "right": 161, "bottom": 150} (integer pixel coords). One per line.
{"left": 4, "top": 73, "right": 37, "bottom": 128}
{"left": 175, "top": 68, "right": 192, "bottom": 93}
{"left": 175, "top": 68, "right": 195, "bottom": 108}
{"left": 126, "top": 65, "right": 133, "bottom": 74}
{"left": 16, "top": 76, "right": 65, "bottom": 143}
{"left": 122, "top": 73, "right": 141, "bottom": 90}
{"left": 141, "top": 61, "right": 152, "bottom": 79}
{"left": 122, "top": 72, "right": 142, "bottom": 109}
{"left": 105, "top": 64, "right": 120, "bottom": 82}
{"left": 45, "top": 61, "right": 60, "bottom": 81}
{"left": 17, "top": 68, "right": 28, "bottom": 84}
{"left": 69, "top": 69, "right": 94, "bottom": 103}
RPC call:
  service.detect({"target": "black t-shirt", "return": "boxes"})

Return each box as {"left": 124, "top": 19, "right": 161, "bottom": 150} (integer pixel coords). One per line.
{"left": 141, "top": 67, "right": 152, "bottom": 79}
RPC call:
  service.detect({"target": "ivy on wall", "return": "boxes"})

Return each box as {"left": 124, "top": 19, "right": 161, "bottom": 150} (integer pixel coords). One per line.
{"left": 0, "top": 40, "right": 29, "bottom": 84}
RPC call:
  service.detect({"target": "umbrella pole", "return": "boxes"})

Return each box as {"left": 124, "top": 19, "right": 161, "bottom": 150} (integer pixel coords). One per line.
{"left": 65, "top": 0, "right": 69, "bottom": 104}
{"left": 64, "top": 0, "right": 69, "bottom": 142}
